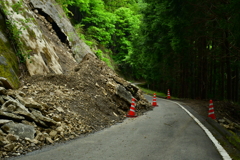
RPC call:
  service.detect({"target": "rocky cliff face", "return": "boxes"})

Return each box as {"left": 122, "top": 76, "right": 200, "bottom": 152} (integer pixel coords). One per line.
{"left": 0, "top": 0, "right": 94, "bottom": 79}
{"left": 0, "top": 0, "right": 152, "bottom": 159}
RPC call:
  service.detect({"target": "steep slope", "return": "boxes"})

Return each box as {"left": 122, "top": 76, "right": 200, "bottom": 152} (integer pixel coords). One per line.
{"left": 0, "top": 0, "right": 152, "bottom": 158}
{"left": 0, "top": 0, "right": 93, "bottom": 77}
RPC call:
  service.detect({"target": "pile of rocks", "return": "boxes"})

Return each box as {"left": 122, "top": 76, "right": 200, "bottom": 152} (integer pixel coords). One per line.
{"left": 0, "top": 54, "right": 152, "bottom": 158}
{"left": 218, "top": 117, "right": 240, "bottom": 132}
{"left": 0, "top": 77, "right": 60, "bottom": 157}
{"left": 0, "top": 77, "right": 98, "bottom": 158}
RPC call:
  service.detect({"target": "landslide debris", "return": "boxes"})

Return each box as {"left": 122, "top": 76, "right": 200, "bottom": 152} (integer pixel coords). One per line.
{"left": 0, "top": 54, "right": 152, "bottom": 159}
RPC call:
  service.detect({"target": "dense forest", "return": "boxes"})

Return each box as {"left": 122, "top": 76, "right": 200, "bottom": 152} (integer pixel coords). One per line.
{"left": 57, "top": 0, "right": 240, "bottom": 102}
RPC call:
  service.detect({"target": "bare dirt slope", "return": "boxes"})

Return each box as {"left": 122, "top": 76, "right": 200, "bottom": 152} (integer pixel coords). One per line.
{"left": 0, "top": 54, "right": 152, "bottom": 159}
{"left": 21, "top": 53, "right": 152, "bottom": 132}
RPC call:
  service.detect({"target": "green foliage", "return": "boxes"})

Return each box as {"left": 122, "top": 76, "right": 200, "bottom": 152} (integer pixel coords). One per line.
{"left": 103, "top": 0, "right": 140, "bottom": 12}
{"left": 128, "top": 0, "right": 240, "bottom": 103}
{"left": 64, "top": 0, "right": 142, "bottom": 71}
{"left": 95, "top": 49, "right": 114, "bottom": 70}
{"left": 112, "top": 7, "right": 140, "bottom": 63}
{"left": 11, "top": 0, "right": 24, "bottom": 14}
{"left": 138, "top": 86, "right": 166, "bottom": 97}
{"left": 55, "top": 0, "right": 75, "bottom": 16}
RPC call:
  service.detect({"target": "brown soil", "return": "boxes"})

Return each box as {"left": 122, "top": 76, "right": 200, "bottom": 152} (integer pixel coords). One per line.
{"left": 20, "top": 54, "right": 151, "bottom": 132}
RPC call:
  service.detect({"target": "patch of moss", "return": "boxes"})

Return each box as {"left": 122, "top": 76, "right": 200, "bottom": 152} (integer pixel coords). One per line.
{"left": 227, "top": 131, "right": 240, "bottom": 150}
{"left": 0, "top": 13, "right": 20, "bottom": 88}
{"left": 0, "top": 38, "right": 20, "bottom": 88}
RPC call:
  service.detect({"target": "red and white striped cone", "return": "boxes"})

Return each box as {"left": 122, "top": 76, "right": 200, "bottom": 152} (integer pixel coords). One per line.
{"left": 167, "top": 89, "right": 171, "bottom": 99}
{"left": 152, "top": 93, "right": 158, "bottom": 107}
{"left": 126, "top": 98, "right": 137, "bottom": 117}
{"left": 208, "top": 100, "right": 216, "bottom": 120}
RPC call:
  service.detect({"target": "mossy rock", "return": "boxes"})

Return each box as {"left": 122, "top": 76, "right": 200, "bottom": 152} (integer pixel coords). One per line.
{"left": 0, "top": 12, "right": 20, "bottom": 88}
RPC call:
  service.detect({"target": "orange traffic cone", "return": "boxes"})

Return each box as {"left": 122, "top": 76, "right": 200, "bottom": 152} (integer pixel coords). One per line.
{"left": 208, "top": 100, "right": 216, "bottom": 120}
{"left": 126, "top": 98, "right": 137, "bottom": 117}
{"left": 167, "top": 89, "right": 171, "bottom": 99}
{"left": 152, "top": 93, "right": 158, "bottom": 107}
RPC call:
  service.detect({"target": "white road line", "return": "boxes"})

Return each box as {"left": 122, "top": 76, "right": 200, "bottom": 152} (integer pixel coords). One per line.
{"left": 161, "top": 98, "right": 232, "bottom": 160}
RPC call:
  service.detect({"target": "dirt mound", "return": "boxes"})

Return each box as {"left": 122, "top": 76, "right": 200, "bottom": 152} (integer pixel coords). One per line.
{"left": 23, "top": 53, "right": 151, "bottom": 127}
{"left": 0, "top": 54, "right": 151, "bottom": 157}
{"left": 0, "top": 54, "right": 151, "bottom": 158}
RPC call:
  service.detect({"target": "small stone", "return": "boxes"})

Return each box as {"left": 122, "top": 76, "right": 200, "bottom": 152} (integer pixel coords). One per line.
{"left": 46, "top": 137, "right": 53, "bottom": 144}
{"left": 223, "top": 124, "right": 230, "bottom": 129}
{"left": 56, "top": 126, "right": 64, "bottom": 132}
{"left": 52, "top": 115, "right": 62, "bottom": 122}
{"left": 34, "top": 9, "right": 38, "bottom": 14}
{"left": 56, "top": 107, "right": 64, "bottom": 112}
{"left": 0, "top": 77, "right": 13, "bottom": 89}
{"left": 31, "top": 139, "right": 39, "bottom": 144}
{"left": 49, "top": 130, "right": 57, "bottom": 137}
{"left": 55, "top": 90, "right": 64, "bottom": 96}
{"left": 0, "top": 129, "right": 7, "bottom": 136}
{"left": 30, "top": 143, "right": 35, "bottom": 147}
{"left": 4, "top": 143, "right": 15, "bottom": 151}
{"left": 0, "top": 96, "right": 5, "bottom": 104}
{"left": 47, "top": 25, "right": 52, "bottom": 30}
{"left": 12, "top": 153, "right": 21, "bottom": 156}
{"left": 22, "top": 86, "right": 28, "bottom": 89}
{"left": 218, "top": 119, "right": 225, "bottom": 123}
{"left": 0, "top": 120, "right": 13, "bottom": 125}
{"left": 6, "top": 134, "right": 19, "bottom": 142}
{"left": 0, "top": 87, "right": 7, "bottom": 95}
{"left": 18, "top": 97, "right": 44, "bottom": 110}
{"left": 0, "top": 136, "right": 10, "bottom": 146}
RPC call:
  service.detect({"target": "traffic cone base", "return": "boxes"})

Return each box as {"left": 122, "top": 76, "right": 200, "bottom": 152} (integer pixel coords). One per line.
{"left": 208, "top": 100, "right": 216, "bottom": 120}
{"left": 152, "top": 93, "right": 158, "bottom": 107}
{"left": 126, "top": 115, "right": 137, "bottom": 118}
{"left": 152, "top": 103, "right": 158, "bottom": 107}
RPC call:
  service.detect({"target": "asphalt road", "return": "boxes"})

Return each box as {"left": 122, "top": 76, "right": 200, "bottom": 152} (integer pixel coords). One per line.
{"left": 9, "top": 95, "right": 231, "bottom": 160}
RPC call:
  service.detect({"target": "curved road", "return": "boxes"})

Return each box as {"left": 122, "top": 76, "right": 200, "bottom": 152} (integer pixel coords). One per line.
{"left": 10, "top": 95, "right": 231, "bottom": 160}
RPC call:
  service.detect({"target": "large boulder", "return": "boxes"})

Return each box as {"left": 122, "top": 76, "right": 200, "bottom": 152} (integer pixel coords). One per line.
{"left": 1, "top": 122, "right": 36, "bottom": 139}
{"left": 116, "top": 85, "right": 133, "bottom": 103}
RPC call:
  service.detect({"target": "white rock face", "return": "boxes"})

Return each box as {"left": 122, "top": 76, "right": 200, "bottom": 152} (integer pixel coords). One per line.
{"left": 1, "top": 0, "right": 94, "bottom": 76}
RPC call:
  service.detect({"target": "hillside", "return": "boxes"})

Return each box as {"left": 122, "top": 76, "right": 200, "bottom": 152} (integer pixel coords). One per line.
{"left": 1, "top": 0, "right": 240, "bottom": 159}
{"left": 0, "top": 0, "right": 151, "bottom": 158}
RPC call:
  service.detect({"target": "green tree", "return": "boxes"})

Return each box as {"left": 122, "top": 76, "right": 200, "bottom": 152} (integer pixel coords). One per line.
{"left": 130, "top": 0, "right": 240, "bottom": 102}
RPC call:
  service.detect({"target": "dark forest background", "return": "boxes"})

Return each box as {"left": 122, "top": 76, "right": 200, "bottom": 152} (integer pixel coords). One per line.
{"left": 57, "top": 0, "right": 240, "bottom": 102}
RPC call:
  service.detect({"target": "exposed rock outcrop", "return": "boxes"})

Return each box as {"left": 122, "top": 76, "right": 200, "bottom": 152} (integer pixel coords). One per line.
{"left": 0, "top": 12, "right": 20, "bottom": 88}
{"left": 0, "top": 0, "right": 94, "bottom": 78}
